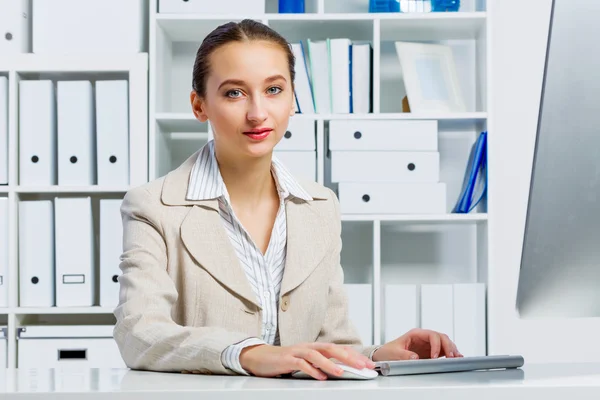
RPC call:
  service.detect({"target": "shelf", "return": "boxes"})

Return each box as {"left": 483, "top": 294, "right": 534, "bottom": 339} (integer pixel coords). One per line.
{"left": 0, "top": 186, "right": 10, "bottom": 194}
{"left": 157, "top": 111, "right": 487, "bottom": 123}
{"left": 0, "top": 53, "right": 148, "bottom": 73}
{"left": 341, "top": 213, "right": 488, "bottom": 223}
{"left": 156, "top": 12, "right": 486, "bottom": 42}
{"left": 156, "top": 113, "right": 209, "bottom": 132}
{"left": 16, "top": 186, "right": 131, "bottom": 194}
{"left": 379, "top": 12, "right": 486, "bottom": 41}
{"left": 10, "top": 307, "right": 115, "bottom": 315}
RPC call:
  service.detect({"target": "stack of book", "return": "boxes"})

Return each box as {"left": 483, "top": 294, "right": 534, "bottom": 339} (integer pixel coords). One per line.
{"left": 290, "top": 39, "right": 373, "bottom": 114}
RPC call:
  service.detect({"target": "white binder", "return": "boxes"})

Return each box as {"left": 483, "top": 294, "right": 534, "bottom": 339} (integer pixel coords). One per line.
{"left": 57, "top": 81, "right": 96, "bottom": 186}
{"left": 32, "top": 0, "right": 145, "bottom": 54}
{"left": 344, "top": 284, "right": 373, "bottom": 345}
{"left": 99, "top": 199, "right": 123, "bottom": 307}
{"left": 453, "top": 283, "right": 486, "bottom": 356}
{"left": 329, "top": 38, "right": 351, "bottom": 114}
{"left": 0, "top": 0, "right": 30, "bottom": 54}
{"left": 19, "top": 80, "right": 57, "bottom": 186}
{"left": 0, "top": 198, "right": 8, "bottom": 307}
{"left": 19, "top": 200, "right": 55, "bottom": 307}
{"left": 0, "top": 76, "right": 8, "bottom": 185}
{"left": 384, "top": 284, "right": 418, "bottom": 343}
{"left": 95, "top": 80, "right": 129, "bottom": 186}
{"left": 0, "top": 326, "right": 6, "bottom": 368}
{"left": 54, "top": 197, "right": 94, "bottom": 307}
{"left": 420, "top": 284, "right": 454, "bottom": 341}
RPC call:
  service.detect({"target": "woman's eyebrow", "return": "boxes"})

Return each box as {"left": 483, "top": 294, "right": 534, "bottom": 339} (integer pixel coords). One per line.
{"left": 218, "top": 75, "right": 287, "bottom": 90}
{"left": 218, "top": 79, "right": 246, "bottom": 90}
{"left": 264, "top": 74, "right": 287, "bottom": 84}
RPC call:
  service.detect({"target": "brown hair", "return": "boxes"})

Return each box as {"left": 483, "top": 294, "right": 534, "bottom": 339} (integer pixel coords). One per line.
{"left": 192, "top": 19, "right": 295, "bottom": 97}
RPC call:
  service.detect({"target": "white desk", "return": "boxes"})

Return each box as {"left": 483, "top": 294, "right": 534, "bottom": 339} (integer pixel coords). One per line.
{"left": 1, "top": 363, "right": 600, "bottom": 399}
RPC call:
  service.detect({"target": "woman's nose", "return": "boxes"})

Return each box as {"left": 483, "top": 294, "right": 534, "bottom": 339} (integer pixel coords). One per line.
{"left": 247, "top": 97, "right": 268, "bottom": 123}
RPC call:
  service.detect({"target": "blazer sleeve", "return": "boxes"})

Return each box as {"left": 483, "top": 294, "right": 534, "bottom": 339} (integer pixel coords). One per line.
{"left": 113, "top": 187, "right": 256, "bottom": 375}
{"left": 314, "top": 189, "right": 381, "bottom": 359}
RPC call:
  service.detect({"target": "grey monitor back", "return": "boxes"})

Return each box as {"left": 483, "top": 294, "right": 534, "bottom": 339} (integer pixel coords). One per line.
{"left": 516, "top": 0, "right": 600, "bottom": 318}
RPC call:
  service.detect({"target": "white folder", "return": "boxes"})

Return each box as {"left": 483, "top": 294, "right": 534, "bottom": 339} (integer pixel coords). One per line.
{"left": 0, "top": 327, "right": 6, "bottom": 368}
{"left": 95, "top": 80, "right": 129, "bottom": 186}
{"left": 99, "top": 199, "right": 123, "bottom": 307}
{"left": 420, "top": 284, "right": 454, "bottom": 341}
{"left": 307, "top": 40, "right": 331, "bottom": 114}
{"left": 19, "top": 80, "right": 57, "bottom": 186}
{"left": 0, "top": 198, "right": 8, "bottom": 307}
{"left": 19, "top": 200, "right": 55, "bottom": 307}
{"left": 0, "top": 76, "right": 8, "bottom": 185}
{"left": 453, "top": 283, "right": 486, "bottom": 356}
{"left": 329, "top": 38, "right": 351, "bottom": 114}
{"left": 384, "top": 284, "right": 418, "bottom": 343}
{"left": 54, "top": 197, "right": 94, "bottom": 307}
{"left": 57, "top": 81, "right": 96, "bottom": 186}
{"left": 344, "top": 284, "right": 373, "bottom": 345}
{"left": 0, "top": 0, "right": 30, "bottom": 54}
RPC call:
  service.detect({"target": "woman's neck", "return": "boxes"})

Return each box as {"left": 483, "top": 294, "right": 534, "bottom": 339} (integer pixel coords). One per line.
{"left": 214, "top": 145, "right": 277, "bottom": 208}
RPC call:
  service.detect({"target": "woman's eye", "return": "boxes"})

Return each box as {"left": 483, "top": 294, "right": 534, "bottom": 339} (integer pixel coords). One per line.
{"left": 267, "top": 86, "right": 282, "bottom": 95}
{"left": 226, "top": 89, "right": 243, "bottom": 98}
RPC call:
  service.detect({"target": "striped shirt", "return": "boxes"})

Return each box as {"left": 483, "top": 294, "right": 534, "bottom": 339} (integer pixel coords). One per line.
{"left": 186, "top": 140, "right": 313, "bottom": 375}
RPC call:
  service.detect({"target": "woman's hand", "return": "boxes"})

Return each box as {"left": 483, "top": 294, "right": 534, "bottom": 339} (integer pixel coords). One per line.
{"left": 372, "top": 328, "right": 463, "bottom": 362}
{"left": 239, "top": 342, "right": 375, "bottom": 380}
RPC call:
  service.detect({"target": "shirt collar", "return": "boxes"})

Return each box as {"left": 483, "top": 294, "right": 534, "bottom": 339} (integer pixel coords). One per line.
{"left": 186, "top": 140, "right": 313, "bottom": 203}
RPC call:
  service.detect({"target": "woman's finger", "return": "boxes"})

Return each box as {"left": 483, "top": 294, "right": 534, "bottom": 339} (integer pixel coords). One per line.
{"left": 296, "top": 347, "right": 343, "bottom": 378}
{"left": 394, "top": 349, "right": 419, "bottom": 360}
{"left": 293, "top": 357, "right": 328, "bottom": 380}
{"left": 310, "top": 343, "right": 372, "bottom": 370}
{"left": 439, "top": 334, "right": 455, "bottom": 357}
{"left": 428, "top": 331, "right": 442, "bottom": 359}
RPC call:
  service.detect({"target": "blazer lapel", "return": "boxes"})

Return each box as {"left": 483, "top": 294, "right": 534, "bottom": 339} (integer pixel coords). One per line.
{"left": 180, "top": 203, "right": 260, "bottom": 309}
{"left": 161, "top": 149, "right": 260, "bottom": 309}
{"left": 280, "top": 198, "right": 332, "bottom": 296}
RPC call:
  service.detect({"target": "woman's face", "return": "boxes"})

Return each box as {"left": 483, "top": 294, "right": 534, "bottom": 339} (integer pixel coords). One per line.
{"left": 191, "top": 40, "right": 295, "bottom": 160}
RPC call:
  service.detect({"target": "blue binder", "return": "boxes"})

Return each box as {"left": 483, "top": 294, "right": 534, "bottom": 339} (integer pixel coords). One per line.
{"left": 453, "top": 131, "right": 487, "bottom": 213}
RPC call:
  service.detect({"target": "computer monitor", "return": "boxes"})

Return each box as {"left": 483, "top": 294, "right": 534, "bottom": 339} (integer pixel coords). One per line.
{"left": 516, "top": 0, "right": 600, "bottom": 318}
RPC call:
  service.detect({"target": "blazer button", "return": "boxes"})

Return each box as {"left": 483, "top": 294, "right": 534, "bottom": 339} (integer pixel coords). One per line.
{"left": 281, "top": 295, "right": 290, "bottom": 312}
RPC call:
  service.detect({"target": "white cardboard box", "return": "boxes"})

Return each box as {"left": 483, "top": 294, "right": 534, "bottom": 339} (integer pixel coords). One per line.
{"left": 159, "top": 0, "right": 265, "bottom": 14}
{"left": 32, "top": 0, "right": 146, "bottom": 54}
{"left": 338, "top": 182, "right": 446, "bottom": 214}
{"left": 17, "top": 325, "right": 125, "bottom": 368}
{"left": 328, "top": 120, "right": 438, "bottom": 151}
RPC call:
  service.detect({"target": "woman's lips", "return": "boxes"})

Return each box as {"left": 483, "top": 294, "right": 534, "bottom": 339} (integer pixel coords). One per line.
{"left": 243, "top": 128, "right": 273, "bottom": 141}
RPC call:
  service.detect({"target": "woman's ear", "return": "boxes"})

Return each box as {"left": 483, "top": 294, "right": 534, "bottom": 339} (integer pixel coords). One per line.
{"left": 289, "top": 92, "right": 296, "bottom": 116}
{"left": 190, "top": 90, "right": 208, "bottom": 122}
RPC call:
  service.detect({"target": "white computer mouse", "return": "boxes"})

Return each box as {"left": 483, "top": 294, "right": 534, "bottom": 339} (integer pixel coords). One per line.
{"left": 291, "top": 363, "right": 379, "bottom": 380}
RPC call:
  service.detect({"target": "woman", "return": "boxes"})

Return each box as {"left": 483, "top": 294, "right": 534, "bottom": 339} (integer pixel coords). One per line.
{"left": 113, "top": 19, "right": 461, "bottom": 380}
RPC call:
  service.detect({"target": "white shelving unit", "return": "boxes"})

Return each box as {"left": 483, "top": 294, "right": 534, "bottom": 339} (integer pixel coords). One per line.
{"left": 0, "top": 53, "right": 148, "bottom": 368}
{"left": 149, "top": 0, "right": 489, "bottom": 349}
{"left": 1, "top": 0, "right": 491, "bottom": 369}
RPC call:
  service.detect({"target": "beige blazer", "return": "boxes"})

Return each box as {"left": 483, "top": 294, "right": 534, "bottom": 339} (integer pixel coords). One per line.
{"left": 113, "top": 150, "right": 378, "bottom": 375}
